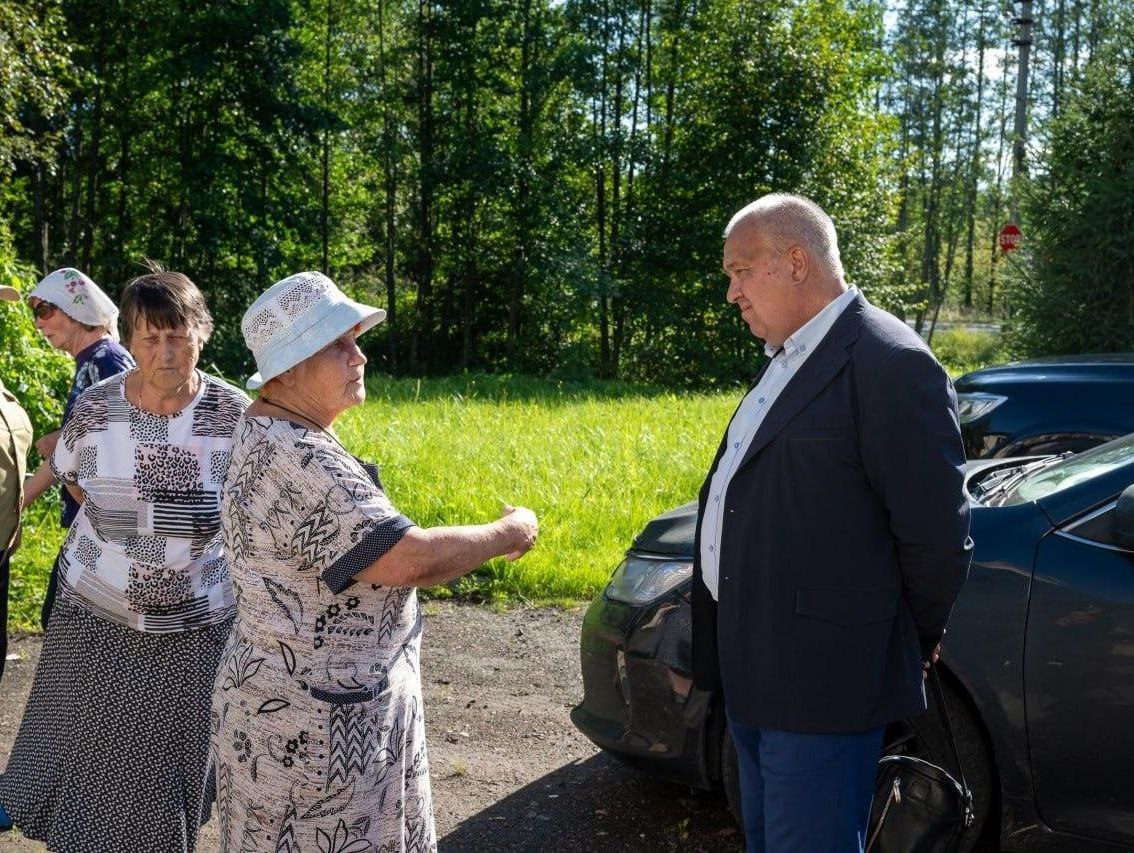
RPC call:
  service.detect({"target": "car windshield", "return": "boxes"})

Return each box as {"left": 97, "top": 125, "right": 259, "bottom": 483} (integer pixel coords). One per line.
{"left": 997, "top": 433, "right": 1134, "bottom": 506}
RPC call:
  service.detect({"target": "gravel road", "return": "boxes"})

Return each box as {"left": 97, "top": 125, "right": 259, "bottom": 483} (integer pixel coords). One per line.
{"left": 1, "top": 603, "right": 741, "bottom": 852}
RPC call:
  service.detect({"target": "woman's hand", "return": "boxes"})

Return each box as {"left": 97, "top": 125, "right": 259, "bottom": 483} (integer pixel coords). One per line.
{"left": 35, "top": 429, "right": 60, "bottom": 459}
{"left": 500, "top": 504, "right": 538, "bottom": 561}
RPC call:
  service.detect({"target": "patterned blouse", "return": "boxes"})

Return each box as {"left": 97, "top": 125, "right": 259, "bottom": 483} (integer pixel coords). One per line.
{"left": 51, "top": 370, "right": 249, "bottom": 632}
{"left": 220, "top": 415, "right": 416, "bottom": 686}
{"left": 61, "top": 336, "right": 135, "bottom": 527}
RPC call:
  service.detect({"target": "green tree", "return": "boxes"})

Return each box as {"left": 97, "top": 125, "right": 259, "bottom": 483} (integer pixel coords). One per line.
{"left": 1008, "top": 23, "right": 1134, "bottom": 354}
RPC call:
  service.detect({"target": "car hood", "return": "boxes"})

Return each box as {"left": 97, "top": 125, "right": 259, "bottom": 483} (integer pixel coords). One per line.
{"left": 955, "top": 353, "right": 1134, "bottom": 391}
{"left": 629, "top": 463, "right": 1018, "bottom": 557}
{"left": 631, "top": 500, "right": 698, "bottom": 558}
{"left": 629, "top": 459, "right": 1036, "bottom": 559}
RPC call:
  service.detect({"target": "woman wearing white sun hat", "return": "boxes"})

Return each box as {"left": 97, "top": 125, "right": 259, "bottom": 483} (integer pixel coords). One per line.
{"left": 211, "top": 271, "right": 538, "bottom": 852}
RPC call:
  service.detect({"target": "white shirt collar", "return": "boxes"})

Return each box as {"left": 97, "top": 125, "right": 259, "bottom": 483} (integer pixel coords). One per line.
{"left": 764, "top": 286, "right": 858, "bottom": 359}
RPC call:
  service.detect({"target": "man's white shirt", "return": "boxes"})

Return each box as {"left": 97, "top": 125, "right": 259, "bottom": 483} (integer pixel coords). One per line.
{"left": 699, "top": 287, "right": 858, "bottom": 601}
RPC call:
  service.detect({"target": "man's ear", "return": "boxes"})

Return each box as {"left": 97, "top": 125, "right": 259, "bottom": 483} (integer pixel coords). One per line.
{"left": 788, "top": 246, "right": 808, "bottom": 283}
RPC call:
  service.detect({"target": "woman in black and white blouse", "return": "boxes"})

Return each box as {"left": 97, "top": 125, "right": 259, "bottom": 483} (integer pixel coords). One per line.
{"left": 0, "top": 264, "right": 248, "bottom": 852}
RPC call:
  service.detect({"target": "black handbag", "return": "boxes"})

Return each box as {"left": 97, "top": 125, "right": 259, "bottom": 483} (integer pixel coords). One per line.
{"left": 866, "top": 669, "right": 975, "bottom": 852}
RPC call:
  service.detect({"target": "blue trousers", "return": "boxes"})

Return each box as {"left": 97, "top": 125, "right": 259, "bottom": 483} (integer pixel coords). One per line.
{"left": 728, "top": 718, "right": 884, "bottom": 853}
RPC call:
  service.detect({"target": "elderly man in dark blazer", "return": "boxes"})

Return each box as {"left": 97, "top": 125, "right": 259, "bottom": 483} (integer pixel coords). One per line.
{"left": 692, "top": 194, "right": 972, "bottom": 852}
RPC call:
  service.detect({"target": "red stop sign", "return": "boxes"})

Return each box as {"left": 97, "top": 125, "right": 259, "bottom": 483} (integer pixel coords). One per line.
{"left": 999, "top": 223, "right": 1021, "bottom": 253}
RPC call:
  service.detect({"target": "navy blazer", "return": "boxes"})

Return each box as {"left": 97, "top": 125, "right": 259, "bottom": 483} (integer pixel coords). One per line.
{"left": 691, "top": 293, "right": 972, "bottom": 733}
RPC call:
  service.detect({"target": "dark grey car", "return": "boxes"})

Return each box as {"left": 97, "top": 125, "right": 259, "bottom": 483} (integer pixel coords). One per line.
{"left": 572, "top": 435, "right": 1134, "bottom": 851}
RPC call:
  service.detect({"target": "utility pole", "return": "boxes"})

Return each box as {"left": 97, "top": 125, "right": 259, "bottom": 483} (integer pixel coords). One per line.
{"left": 1010, "top": 0, "right": 1033, "bottom": 223}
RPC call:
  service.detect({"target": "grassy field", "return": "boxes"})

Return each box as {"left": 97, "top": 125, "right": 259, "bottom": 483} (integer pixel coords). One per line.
{"left": 6, "top": 375, "right": 737, "bottom": 631}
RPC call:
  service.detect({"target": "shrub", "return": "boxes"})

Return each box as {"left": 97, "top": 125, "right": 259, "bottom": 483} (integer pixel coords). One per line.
{"left": 930, "top": 327, "right": 1005, "bottom": 377}
{"left": 0, "top": 234, "right": 72, "bottom": 442}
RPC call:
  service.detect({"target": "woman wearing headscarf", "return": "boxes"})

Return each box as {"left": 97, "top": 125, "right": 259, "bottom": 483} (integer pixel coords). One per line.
{"left": 0, "top": 266, "right": 248, "bottom": 851}
{"left": 21, "top": 267, "right": 135, "bottom": 626}
{"left": 212, "top": 272, "right": 538, "bottom": 852}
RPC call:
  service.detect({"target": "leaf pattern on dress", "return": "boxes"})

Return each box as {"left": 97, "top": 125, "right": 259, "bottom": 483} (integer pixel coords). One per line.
{"left": 377, "top": 588, "right": 412, "bottom": 641}
{"left": 279, "top": 640, "right": 297, "bottom": 675}
{"left": 274, "top": 802, "right": 301, "bottom": 853}
{"left": 327, "top": 704, "right": 377, "bottom": 790}
{"left": 216, "top": 760, "right": 232, "bottom": 847}
{"left": 404, "top": 796, "right": 436, "bottom": 853}
{"left": 239, "top": 804, "right": 270, "bottom": 853}
{"left": 256, "top": 699, "right": 291, "bottom": 715}
{"left": 325, "top": 611, "right": 375, "bottom": 638}
{"left": 223, "top": 644, "right": 267, "bottom": 690}
{"left": 315, "top": 818, "right": 371, "bottom": 853}
{"left": 300, "top": 779, "right": 356, "bottom": 820}
{"left": 370, "top": 705, "right": 406, "bottom": 790}
{"left": 264, "top": 576, "right": 303, "bottom": 634}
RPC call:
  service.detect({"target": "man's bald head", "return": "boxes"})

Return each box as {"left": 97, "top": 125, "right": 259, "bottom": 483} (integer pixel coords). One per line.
{"left": 724, "top": 194, "right": 845, "bottom": 282}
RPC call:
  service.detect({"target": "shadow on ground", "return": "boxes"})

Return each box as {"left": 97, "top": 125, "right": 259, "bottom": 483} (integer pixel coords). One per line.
{"left": 439, "top": 753, "right": 742, "bottom": 852}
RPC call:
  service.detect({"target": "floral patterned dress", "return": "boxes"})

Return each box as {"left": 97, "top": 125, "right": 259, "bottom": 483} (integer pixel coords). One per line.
{"left": 212, "top": 415, "right": 436, "bottom": 853}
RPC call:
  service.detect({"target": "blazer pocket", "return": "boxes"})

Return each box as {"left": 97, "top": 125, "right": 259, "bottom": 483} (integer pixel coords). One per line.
{"left": 796, "top": 587, "right": 898, "bottom": 626}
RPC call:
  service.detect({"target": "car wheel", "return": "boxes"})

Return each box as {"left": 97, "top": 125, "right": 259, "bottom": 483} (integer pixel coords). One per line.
{"left": 884, "top": 677, "right": 998, "bottom": 852}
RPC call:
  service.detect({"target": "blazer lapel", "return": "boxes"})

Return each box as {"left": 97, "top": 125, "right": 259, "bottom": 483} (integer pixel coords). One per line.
{"left": 735, "top": 292, "right": 866, "bottom": 471}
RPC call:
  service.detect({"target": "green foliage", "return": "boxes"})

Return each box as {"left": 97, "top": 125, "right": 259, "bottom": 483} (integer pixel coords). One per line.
{"left": 0, "top": 229, "right": 72, "bottom": 440}
{"left": 7, "top": 496, "right": 63, "bottom": 631}
{"left": 0, "top": 0, "right": 72, "bottom": 172}
{"left": 928, "top": 326, "right": 1004, "bottom": 377}
{"left": 611, "top": 0, "right": 901, "bottom": 387}
{"left": 0, "top": 0, "right": 907, "bottom": 390}
{"left": 1008, "top": 23, "right": 1134, "bottom": 355}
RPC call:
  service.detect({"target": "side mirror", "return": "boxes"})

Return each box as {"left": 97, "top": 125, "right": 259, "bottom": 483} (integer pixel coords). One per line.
{"left": 1115, "top": 485, "right": 1134, "bottom": 551}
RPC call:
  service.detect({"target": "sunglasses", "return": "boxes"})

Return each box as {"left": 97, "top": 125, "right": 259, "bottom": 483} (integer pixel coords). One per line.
{"left": 32, "top": 301, "right": 58, "bottom": 320}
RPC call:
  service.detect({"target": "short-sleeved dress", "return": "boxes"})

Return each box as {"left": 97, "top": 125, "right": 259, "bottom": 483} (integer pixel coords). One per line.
{"left": 0, "top": 370, "right": 249, "bottom": 853}
{"left": 213, "top": 415, "right": 436, "bottom": 853}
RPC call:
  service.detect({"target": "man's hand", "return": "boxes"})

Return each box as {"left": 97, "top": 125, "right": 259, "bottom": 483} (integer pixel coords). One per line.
{"left": 922, "top": 643, "right": 942, "bottom": 680}
{"left": 500, "top": 504, "right": 538, "bottom": 561}
{"left": 35, "top": 429, "right": 60, "bottom": 459}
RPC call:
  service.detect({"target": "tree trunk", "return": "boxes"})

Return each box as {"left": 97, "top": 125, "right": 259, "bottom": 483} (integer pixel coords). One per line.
{"left": 321, "top": 0, "right": 335, "bottom": 275}
{"left": 963, "top": 2, "right": 987, "bottom": 310}
{"left": 377, "top": 0, "right": 398, "bottom": 373}
{"left": 410, "top": 0, "right": 436, "bottom": 371}
{"left": 509, "top": 0, "right": 536, "bottom": 356}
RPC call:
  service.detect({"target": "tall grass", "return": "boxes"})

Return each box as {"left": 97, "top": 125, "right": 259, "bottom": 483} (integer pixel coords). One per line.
{"left": 6, "top": 376, "right": 739, "bottom": 630}
{"left": 338, "top": 375, "right": 735, "bottom": 603}
{"left": 929, "top": 327, "right": 1005, "bottom": 377}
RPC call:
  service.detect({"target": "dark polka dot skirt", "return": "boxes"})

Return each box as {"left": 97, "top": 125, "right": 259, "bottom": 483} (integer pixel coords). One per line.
{"left": 0, "top": 594, "right": 232, "bottom": 852}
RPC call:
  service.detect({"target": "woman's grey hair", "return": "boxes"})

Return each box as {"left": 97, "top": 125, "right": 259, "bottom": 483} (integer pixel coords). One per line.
{"left": 724, "top": 194, "right": 844, "bottom": 278}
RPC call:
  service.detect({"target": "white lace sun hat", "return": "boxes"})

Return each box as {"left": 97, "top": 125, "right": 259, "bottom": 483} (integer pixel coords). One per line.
{"left": 241, "top": 271, "right": 386, "bottom": 390}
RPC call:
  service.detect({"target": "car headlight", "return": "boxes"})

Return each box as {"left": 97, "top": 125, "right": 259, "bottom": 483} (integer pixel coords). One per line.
{"left": 606, "top": 555, "right": 693, "bottom": 605}
{"left": 956, "top": 392, "right": 1007, "bottom": 424}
